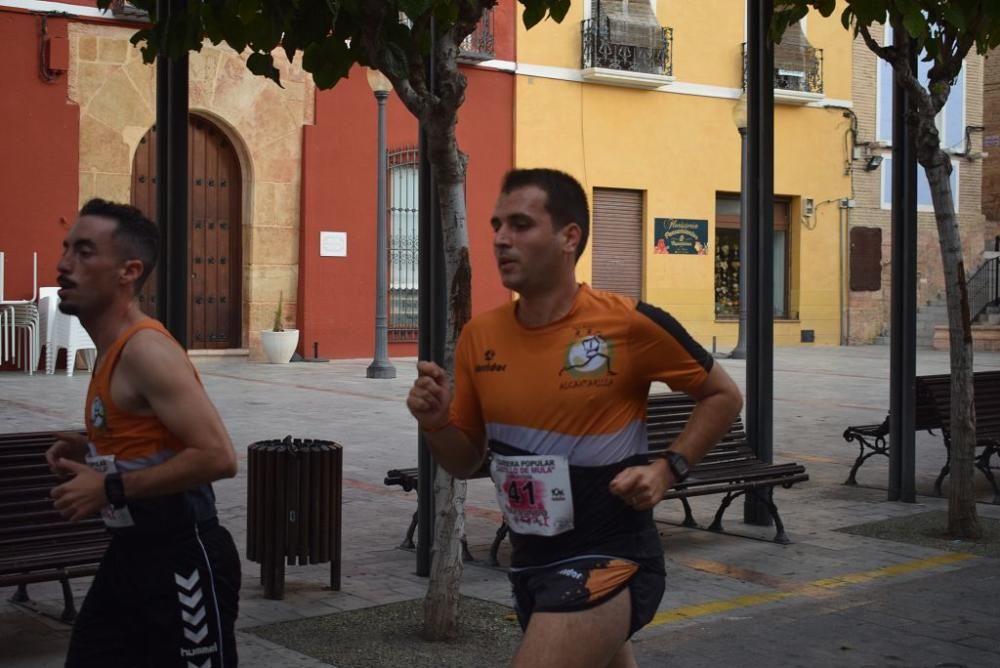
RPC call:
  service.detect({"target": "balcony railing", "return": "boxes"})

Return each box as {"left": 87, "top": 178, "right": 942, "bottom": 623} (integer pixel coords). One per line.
{"left": 458, "top": 8, "right": 495, "bottom": 62}
{"left": 969, "top": 256, "right": 999, "bottom": 323}
{"left": 581, "top": 18, "right": 672, "bottom": 77}
{"left": 742, "top": 42, "right": 824, "bottom": 97}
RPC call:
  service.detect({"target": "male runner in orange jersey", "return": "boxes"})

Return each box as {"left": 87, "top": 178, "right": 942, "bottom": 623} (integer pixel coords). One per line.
{"left": 407, "top": 169, "right": 743, "bottom": 667}
{"left": 46, "top": 199, "right": 241, "bottom": 667}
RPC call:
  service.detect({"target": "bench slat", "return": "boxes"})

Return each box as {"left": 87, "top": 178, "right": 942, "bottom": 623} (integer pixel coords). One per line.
{"left": 0, "top": 430, "right": 109, "bottom": 598}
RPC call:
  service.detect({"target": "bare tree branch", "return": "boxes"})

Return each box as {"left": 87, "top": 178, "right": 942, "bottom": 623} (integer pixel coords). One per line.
{"left": 858, "top": 23, "right": 895, "bottom": 64}
{"left": 392, "top": 76, "right": 428, "bottom": 118}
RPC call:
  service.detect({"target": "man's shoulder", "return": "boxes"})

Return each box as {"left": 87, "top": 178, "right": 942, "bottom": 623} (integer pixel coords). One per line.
{"left": 578, "top": 285, "right": 639, "bottom": 318}
{"left": 462, "top": 301, "right": 515, "bottom": 335}
{"left": 119, "top": 326, "right": 188, "bottom": 373}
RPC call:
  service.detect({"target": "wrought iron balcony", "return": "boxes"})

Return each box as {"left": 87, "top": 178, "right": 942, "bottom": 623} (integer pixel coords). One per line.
{"left": 581, "top": 18, "right": 673, "bottom": 85}
{"left": 742, "top": 42, "right": 824, "bottom": 102}
{"left": 458, "top": 8, "right": 496, "bottom": 62}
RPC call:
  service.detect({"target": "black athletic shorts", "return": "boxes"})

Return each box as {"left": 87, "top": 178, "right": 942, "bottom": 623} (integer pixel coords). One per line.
{"left": 66, "top": 518, "right": 241, "bottom": 668}
{"left": 509, "top": 556, "right": 665, "bottom": 638}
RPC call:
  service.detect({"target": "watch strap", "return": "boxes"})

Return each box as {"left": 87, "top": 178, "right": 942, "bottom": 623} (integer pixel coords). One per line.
{"left": 104, "top": 472, "right": 127, "bottom": 509}
{"left": 664, "top": 450, "right": 690, "bottom": 482}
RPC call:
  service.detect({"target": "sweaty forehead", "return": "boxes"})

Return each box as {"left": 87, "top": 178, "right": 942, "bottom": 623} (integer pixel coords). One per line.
{"left": 495, "top": 185, "right": 549, "bottom": 218}
{"left": 70, "top": 215, "right": 117, "bottom": 242}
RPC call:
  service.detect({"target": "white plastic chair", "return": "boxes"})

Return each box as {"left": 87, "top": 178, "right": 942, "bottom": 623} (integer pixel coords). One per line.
{"left": 9, "top": 303, "right": 40, "bottom": 375}
{"left": 0, "top": 303, "right": 13, "bottom": 364}
{"left": 1, "top": 252, "right": 40, "bottom": 372}
{"left": 38, "top": 287, "right": 59, "bottom": 356}
{"left": 42, "top": 295, "right": 96, "bottom": 376}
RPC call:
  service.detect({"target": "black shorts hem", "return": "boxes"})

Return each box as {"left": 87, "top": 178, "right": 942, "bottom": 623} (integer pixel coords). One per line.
{"left": 512, "top": 560, "right": 665, "bottom": 638}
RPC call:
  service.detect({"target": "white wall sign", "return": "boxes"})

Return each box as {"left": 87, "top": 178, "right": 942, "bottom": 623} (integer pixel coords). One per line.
{"left": 320, "top": 231, "right": 347, "bottom": 257}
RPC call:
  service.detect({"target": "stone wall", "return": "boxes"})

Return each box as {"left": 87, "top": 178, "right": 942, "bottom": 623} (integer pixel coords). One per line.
{"left": 68, "top": 23, "right": 314, "bottom": 357}
{"left": 848, "top": 27, "right": 987, "bottom": 344}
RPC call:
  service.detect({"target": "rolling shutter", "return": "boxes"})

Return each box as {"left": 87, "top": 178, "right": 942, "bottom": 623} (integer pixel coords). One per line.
{"left": 592, "top": 188, "right": 643, "bottom": 299}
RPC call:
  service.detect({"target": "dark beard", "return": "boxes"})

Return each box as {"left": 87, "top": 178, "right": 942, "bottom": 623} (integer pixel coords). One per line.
{"left": 57, "top": 301, "right": 80, "bottom": 316}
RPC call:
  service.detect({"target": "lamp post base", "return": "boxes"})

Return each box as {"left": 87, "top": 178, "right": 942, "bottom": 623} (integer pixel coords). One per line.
{"left": 366, "top": 361, "right": 397, "bottom": 379}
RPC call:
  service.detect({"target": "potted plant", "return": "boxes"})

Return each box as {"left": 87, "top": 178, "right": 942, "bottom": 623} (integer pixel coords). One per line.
{"left": 260, "top": 292, "right": 299, "bottom": 364}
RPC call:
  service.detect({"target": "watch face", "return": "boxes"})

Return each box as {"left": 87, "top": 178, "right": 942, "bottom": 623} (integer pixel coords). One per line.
{"left": 668, "top": 452, "right": 689, "bottom": 478}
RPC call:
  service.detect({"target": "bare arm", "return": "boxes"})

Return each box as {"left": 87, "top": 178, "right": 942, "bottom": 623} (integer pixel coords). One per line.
{"left": 407, "top": 361, "right": 487, "bottom": 479}
{"left": 424, "top": 425, "right": 487, "bottom": 479}
{"left": 663, "top": 363, "right": 743, "bottom": 467}
{"left": 51, "top": 331, "right": 237, "bottom": 521}
{"left": 117, "top": 331, "right": 238, "bottom": 498}
{"left": 610, "top": 363, "right": 743, "bottom": 510}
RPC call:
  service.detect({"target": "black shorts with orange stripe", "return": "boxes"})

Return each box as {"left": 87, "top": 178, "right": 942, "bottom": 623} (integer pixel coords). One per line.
{"left": 509, "top": 556, "right": 665, "bottom": 638}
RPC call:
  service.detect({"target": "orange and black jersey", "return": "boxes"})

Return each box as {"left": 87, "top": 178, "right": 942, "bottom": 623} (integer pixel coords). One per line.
{"left": 451, "top": 284, "right": 713, "bottom": 568}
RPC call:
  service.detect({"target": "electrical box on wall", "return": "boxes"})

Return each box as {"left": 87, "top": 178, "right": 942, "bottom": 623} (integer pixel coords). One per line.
{"left": 46, "top": 35, "right": 69, "bottom": 72}
{"left": 800, "top": 329, "right": 815, "bottom": 343}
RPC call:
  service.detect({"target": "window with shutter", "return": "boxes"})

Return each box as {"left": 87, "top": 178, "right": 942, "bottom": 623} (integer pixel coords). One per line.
{"left": 849, "top": 227, "right": 883, "bottom": 292}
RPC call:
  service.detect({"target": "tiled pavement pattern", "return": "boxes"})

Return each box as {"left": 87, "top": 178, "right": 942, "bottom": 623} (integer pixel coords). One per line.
{"left": 2, "top": 346, "right": 999, "bottom": 667}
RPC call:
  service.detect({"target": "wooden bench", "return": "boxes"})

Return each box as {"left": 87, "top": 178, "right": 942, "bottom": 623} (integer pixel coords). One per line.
{"left": 644, "top": 392, "right": 808, "bottom": 544}
{"left": 385, "top": 392, "right": 809, "bottom": 566}
{"left": 841, "top": 392, "right": 940, "bottom": 486}
{"left": 841, "top": 370, "right": 1000, "bottom": 501}
{"left": 0, "top": 431, "right": 110, "bottom": 622}
{"left": 917, "top": 372, "right": 1000, "bottom": 504}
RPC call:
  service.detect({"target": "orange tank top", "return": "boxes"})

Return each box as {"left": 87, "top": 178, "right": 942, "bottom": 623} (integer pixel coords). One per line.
{"left": 85, "top": 319, "right": 195, "bottom": 466}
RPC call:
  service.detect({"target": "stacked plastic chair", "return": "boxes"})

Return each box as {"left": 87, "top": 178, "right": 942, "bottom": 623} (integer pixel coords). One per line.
{"left": 40, "top": 294, "right": 96, "bottom": 376}
{"left": 0, "top": 252, "right": 40, "bottom": 374}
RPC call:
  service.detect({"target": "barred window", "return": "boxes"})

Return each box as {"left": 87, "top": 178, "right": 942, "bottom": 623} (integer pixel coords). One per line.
{"left": 387, "top": 148, "right": 419, "bottom": 342}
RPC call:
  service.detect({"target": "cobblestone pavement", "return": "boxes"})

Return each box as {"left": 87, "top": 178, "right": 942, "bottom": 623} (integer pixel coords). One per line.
{"left": 2, "top": 346, "right": 998, "bottom": 667}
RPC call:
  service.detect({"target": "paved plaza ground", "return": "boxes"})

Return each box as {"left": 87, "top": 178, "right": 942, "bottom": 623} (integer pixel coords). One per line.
{"left": 2, "top": 345, "right": 999, "bottom": 667}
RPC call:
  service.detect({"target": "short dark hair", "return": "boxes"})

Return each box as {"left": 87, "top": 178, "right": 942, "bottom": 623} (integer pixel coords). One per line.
{"left": 79, "top": 198, "right": 159, "bottom": 292}
{"left": 501, "top": 168, "right": 589, "bottom": 260}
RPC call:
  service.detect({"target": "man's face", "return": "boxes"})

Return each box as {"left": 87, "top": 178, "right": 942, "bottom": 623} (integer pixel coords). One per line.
{"left": 56, "top": 215, "right": 127, "bottom": 317}
{"left": 490, "top": 185, "right": 578, "bottom": 295}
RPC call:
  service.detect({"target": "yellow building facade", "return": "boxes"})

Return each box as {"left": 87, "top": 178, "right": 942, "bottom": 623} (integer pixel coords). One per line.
{"left": 514, "top": 1, "right": 853, "bottom": 348}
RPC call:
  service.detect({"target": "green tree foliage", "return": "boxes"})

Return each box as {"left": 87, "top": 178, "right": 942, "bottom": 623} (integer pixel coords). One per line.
{"left": 774, "top": 1, "right": 1000, "bottom": 539}
{"left": 97, "top": 1, "right": 570, "bottom": 90}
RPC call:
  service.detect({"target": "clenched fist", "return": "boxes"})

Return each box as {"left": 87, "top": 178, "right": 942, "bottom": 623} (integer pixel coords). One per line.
{"left": 46, "top": 432, "right": 89, "bottom": 478}
{"left": 407, "top": 361, "right": 452, "bottom": 432}
{"left": 609, "top": 458, "right": 674, "bottom": 511}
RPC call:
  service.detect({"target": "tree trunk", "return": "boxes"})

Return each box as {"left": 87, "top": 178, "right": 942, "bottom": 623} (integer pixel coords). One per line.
{"left": 922, "top": 156, "right": 981, "bottom": 539}
{"left": 420, "top": 70, "right": 474, "bottom": 640}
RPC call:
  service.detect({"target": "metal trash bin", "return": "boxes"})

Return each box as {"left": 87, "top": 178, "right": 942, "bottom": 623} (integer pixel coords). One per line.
{"left": 246, "top": 436, "right": 343, "bottom": 600}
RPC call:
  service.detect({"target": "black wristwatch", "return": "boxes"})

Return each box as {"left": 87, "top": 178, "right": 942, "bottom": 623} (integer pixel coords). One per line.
{"left": 663, "top": 450, "right": 690, "bottom": 483}
{"left": 104, "top": 472, "right": 127, "bottom": 509}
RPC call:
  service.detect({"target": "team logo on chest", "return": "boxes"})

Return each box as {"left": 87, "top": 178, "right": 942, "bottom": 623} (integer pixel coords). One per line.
{"left": 560, "top": 328, "right": 617, "bottom": 389}
{"left": 90, "top": 396, "right": 107, "bottom": 432}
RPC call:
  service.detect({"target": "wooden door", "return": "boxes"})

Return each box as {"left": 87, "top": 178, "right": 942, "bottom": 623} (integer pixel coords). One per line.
{"left": 130, "top": 116, "right": 242, "bottom": 349}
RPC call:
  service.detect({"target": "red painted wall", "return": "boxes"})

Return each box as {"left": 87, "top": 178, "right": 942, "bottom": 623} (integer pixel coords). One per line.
{"left": 0, "top": 11, "right": 79, "bottom": 302}
{"left": 299, "top": 13, "right": 515, "bottom": 361}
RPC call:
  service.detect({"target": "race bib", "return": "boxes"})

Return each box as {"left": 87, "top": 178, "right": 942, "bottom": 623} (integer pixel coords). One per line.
{"left": 491, "top": 453, "right": 573, "bottom": 536}
{"left": 85, "top": 452, "right": 136, "bottom": 529}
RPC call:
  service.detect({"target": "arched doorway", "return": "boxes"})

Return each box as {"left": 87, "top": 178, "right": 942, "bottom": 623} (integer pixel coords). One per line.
{"left": 130, "top": 115, "right": 243, "bottom": 349}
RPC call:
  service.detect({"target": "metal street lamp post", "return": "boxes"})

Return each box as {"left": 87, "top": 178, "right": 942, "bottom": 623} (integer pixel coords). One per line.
{"left": 366, "top": 68, "right": 396, "bottom": 379}
{"left": 729, "top": 92, "right": 748, "bottom": 360}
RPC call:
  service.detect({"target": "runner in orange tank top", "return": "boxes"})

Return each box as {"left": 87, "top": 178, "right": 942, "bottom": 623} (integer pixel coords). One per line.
{"left": 407, "top": 170, "right": 744, "bottom": 668}
{"left": 46, "top": 199, "right": 241, "bottom": 668}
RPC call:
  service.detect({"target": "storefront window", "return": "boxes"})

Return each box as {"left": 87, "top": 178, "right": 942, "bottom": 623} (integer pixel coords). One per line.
{"left": 714, "top": 195, "right": 791, "bottom": 319}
